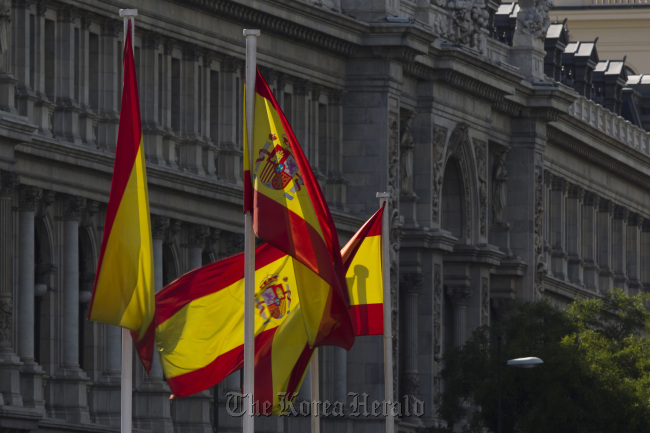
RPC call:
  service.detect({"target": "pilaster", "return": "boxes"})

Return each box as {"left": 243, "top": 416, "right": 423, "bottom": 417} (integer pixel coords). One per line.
{"left": 549, "top": 175, "right": 567, "bottom": 281}
{"left": 17, "top": 185, "right": 45, "bottom": 415}
{"left": 400, "top": 272, "right": 423, "bottom": 427}
{"left": 52, "top": 6, "right": 82, "bottom": 144}
{"left": 566, "top": 184, "right": 584, "bottom": 287}
{"left": 581, "top": 192, "right": 600, "bottom": 292}
{"left": 178, "top": 45, "right": 205, "bottom": 175}
{"left": 217, "top": 56, "right": 242, "bottom": 184}
{"left": 96, "top": 19, "right": 120, "bottom": 150}
{"left": 597, "top": 199, "right": 615, "bottom": 292}
{"left": 0, "top": 171, "right": 22, "bottom": 407}
{"left": 612, "top": 206, "right": 629, "bottom": 290}
{"left": 626, "top": 213, "right": 642, "bottom": 294}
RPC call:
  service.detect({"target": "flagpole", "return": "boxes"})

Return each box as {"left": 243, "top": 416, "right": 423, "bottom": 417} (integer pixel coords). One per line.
{"left": 310, "top": 348, "right": 320, "bottom": 433}
{"left": 376, "top": 192, "right": 394, "bottom": 433}
{"left": 243, "top": 28, "right": 260, "bottom": 433}
{"left": 118, "top": 9, "right": 138, "bottom": 433}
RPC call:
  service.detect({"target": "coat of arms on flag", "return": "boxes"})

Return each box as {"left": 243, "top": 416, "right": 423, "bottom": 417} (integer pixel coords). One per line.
{"left": 254, "top": 133, "right": 303, "bottom": 199}
{"left": 255, "top": 273, "right": 292, "bottom": 323}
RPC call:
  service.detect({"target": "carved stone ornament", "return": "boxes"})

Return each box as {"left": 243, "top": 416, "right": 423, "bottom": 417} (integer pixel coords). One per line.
{"left": 475, "top": 140, "right": 487, "bottom": 235}
{"left": 400, "top": 111, "right": 416, "bottom": 197}
{"left": 0, "top": 169, "right": 19, "bottom": 196}
{"left": 492, "top": 150, "right": 509, "bottom": 226}
{"left": 0, "top": 295, "right": 11, "bottom": 346}
{"left": 517, "top": 0, "right": 553, "bottom": 39}
{"left": 152, "top": 215, "right": 170, "bottom": 240}
{"left": 445, "top": 0, "right": 490, "bottom": 53}
{"left": 431, "top": 126, "right": 447, "bottom": 224}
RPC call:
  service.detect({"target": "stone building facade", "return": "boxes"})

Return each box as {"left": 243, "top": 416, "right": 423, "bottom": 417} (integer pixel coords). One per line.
{"left": 2, "top": 0, "right": 650, "bottom": 432}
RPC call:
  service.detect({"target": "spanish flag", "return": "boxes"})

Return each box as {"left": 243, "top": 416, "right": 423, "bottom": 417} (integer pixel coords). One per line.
{"left": 243, "top": 69, "right": 353, "bottom": 350}
{"left": 342, "top": 204, "right": 385, "bottom": 336}
{"left": 148, "top": 208, "right": 385, "bottom": 413}
{"left": 87, "top": 20, "right": 155, "bottom": 371}
{"left": 151, "top": 243, "right": 311, "bottom": 398}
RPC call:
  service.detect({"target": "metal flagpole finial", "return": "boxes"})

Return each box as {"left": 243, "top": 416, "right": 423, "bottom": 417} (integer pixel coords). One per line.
{"left": 243, "top": 29, "right": 261, "bottom": 36}
{"left": 119, "top": 9, "right": 138, "bottom": 18}
{"left": 376, "top": 192, "right": 390, "bottom": 199}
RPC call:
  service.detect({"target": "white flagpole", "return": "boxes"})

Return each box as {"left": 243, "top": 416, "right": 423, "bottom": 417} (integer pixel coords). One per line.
{"left": 376, "top": 192, "right": 394, "bottom": 433}
{"left": 243, "top": 28, "right": 260, "bottom": 433}
{"left": 118, "top": 9, "right": 138, "bottom": 433}
{"left": 310, "top": 348, "right": 320, "bottom": 433}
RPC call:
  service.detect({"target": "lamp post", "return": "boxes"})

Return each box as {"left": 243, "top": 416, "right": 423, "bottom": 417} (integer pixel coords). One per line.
{"left": 497, "top": 336, "right": 543, "bottom": 433}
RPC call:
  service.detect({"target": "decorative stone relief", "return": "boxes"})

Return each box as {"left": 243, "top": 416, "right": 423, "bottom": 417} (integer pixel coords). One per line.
{"left": 152, "top": 215, "right": 170, "bottom": 240}
{"left": 516, "top": 0, "right": 552, "bottom": 39}
{"left": 0, "top": 170, "right": 19, "bottom": 196}
{"left": 220, "top": 231, "right": 245, "bottom": 259}
{"left": 481, "top": 277, "right": 489, "bottom": 326}
{"left": 442, "top": 0, "right": 490, "bottom": 53}
{"left": 492, "top": 150, "right": 509, "bottom": 225}
{"left": 18, "top": 186, "right": 42, "bottom": 212}
{"left": 432, "top": 264, "right": 442, "bottom": 403}
{"left": 63, "top": 196, "right": 86, "bottom": 220}
{"left": 431, "top": 126, "right": 447, "bottom": 224}
{"left": 0, "top": 295, "right": 11, "bottom": 347}
{"left": 474, "top": 140, "right": 487, "bottom": 236}
{"left": 400, "top": 111, "right": 416, "bottom": 197}
{"left": 445, "top": 285, "right": 472, "bottom": 305}
{"left": 0, "top": 0, "right": 11, "bottom": 54}
{"left": 534, "top": 153, "right": 547, "bottom": 293}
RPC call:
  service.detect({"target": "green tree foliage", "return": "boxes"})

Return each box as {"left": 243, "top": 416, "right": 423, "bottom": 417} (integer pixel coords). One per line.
{"left": 434, "top": 289, "right": 650, "bottom": 433}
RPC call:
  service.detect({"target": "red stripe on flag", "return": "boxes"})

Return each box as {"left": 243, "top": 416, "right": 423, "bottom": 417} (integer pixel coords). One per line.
{"left": 166, "top": 328, "right": 276, "bottom": 398}
{"left": 350, "top": 304, "right": 384, "bottom": 336}
{"left": 284, "top": 343, "right": 314, "bottom": 399}
{"left": 155, "top": 244, "right": 285, "bottom": 324}
{"left": 253, "top": 328, "right": 279, "bottom": 415}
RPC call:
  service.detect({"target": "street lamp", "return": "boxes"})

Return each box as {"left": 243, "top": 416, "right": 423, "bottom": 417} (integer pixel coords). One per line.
{"left": 497, "top": 337, "right": 543, "bottom": 433}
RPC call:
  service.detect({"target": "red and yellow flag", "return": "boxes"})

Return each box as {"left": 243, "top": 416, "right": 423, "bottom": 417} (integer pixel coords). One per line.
{"left": 342, "top": 204, "right": 385, "bottom": 336}
{"left": 243, "top": 69, "right": 353, "bottom": 350}
{"left": 147, "top": 208, "right": 385, "bottom": 413}
{"left": 150, "top": 244, "right": 311, "bottom": 398}
{"left": 87, "top": 20, "right": 155, "bottom": 371}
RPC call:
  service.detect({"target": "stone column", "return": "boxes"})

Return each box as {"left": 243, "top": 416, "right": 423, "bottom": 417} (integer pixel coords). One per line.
{"left": 217, "top": 56, "right": 242, "bottom": 184}
{"left": 626, "top": 213, "right": 642, "bottom": 294}
{"left": 549, "top": 175, "right": 567, "bottom": 281}
{"left": 566, "top": 184, "right": 584, "bottom": 286}
{"left": 612, "top": 206, "right": 628, "bottom": 290}
{"left": 49, "top": 196, "right": 90, "bottom": 423}
{"left": 641, "top": 221, "right": 650, "bottom": 291}
{"left": 52, "top": 6, "right": 82, "bottom": 144}
{"left": 327, "top": 91, "right": 346, "bottom": 210}
{"left": 141, "top": 32, "right": 166, "bottom": 165}
{"left": 134, "top": 215, "right": 173, "bottom": 433}
{"left": 14, "top": 0, "right": 36, "bottom": 118}
{"left": 0, "top": 171, "right": 22, "bottom": 406}
{"left": 178, "top": 45, "right": 205, "bottom": 175}
{"left": 18, "top": 185, "right": 45, "bottom": 414}
{"left": 33, "top": 4, "right": 56, "bottom": 137}
{"left": 96, "top": 19, "right": 120, "bottom": 151}
{"left": 78, "top": 16, "right": 97, "bottom": 147}
{"left": 0, "top": 0, "right": 16, "bottom": 113}
{"left": 61, "top": 197, "right": 85, "bottom": 368}
{"left": 445, "top": 285, "right": 472, "bottom": 347}
{"left": 581, "top": 192, "right": 600, "bottom": 292}
{"left": 201, "top": 54, "right": 217, "bottom": 177}
{"left": 597, "top": 200, "right": 614, "bottom": 291}
{"left": 401, "top": 272, "right": 423, "bottom": 425}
